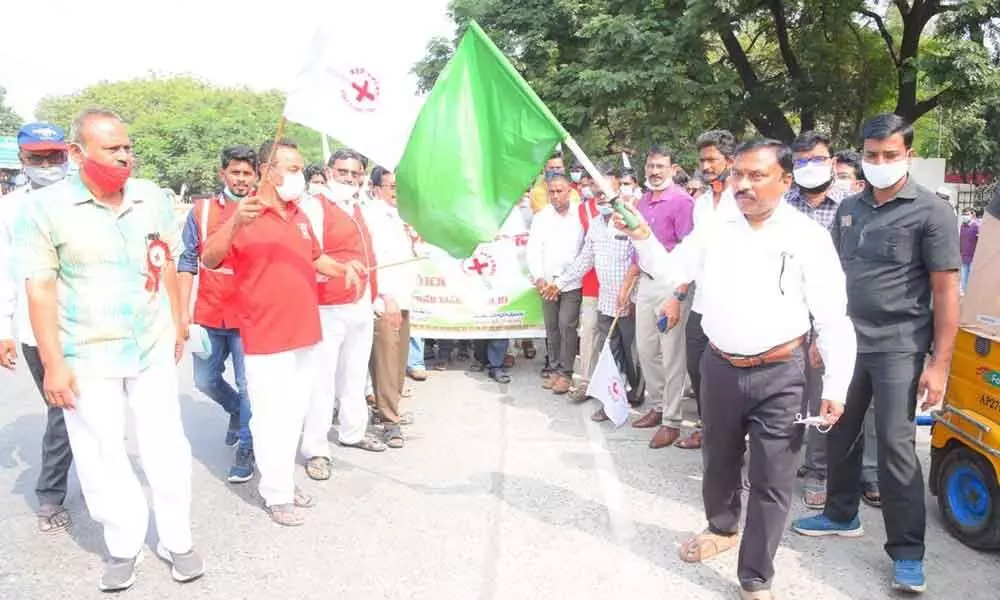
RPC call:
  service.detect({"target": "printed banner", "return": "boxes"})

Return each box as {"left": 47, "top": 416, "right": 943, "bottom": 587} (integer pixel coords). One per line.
{"left": 409, "top": 213, "right": 545, "bottom": 339}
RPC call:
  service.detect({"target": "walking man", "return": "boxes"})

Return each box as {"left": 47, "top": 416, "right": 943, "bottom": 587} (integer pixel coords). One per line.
{"left": 21, "top": 109, "right": 204, "bottom": 590}
{"left": 178, "top": 144, "right": 258, "bottom": 483}
{"left": 792, "top": 113, "right": 961, "bottom": 594}
{"left": 622, "top": 138, "right": 856, "bottom": 599}
{"left": 201, "top": 138, "right": 360, "bottom": 526}
{"left": 0, "top": 122, "right": 74, "bottom": 534}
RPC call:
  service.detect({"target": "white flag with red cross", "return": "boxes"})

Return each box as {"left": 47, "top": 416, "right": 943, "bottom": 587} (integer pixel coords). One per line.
{"left": 586, "top": 341, "right": 630, "bottom": 427}
{"left": 284, "top": 26, "right": 425, "bottom": 170}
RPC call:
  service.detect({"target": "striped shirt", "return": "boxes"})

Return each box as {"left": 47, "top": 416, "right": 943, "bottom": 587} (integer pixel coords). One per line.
{"left": 17, "top": 174, "right": 182, "bottom": 377}
{"left": 554, "top": 214, "right": 636, "bottom": 317}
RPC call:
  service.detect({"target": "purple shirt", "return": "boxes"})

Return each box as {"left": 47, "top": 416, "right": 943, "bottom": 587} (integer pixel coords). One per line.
{"left": 960, "top": 220, "right": 980, "bottom": 264}
{"left": 634, "top": 185, "right": 695, "bottom": 262}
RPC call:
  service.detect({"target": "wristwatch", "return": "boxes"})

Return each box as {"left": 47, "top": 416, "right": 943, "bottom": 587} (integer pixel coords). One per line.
{"left": 673, "top": 289, "right": 688, "bottom": 302}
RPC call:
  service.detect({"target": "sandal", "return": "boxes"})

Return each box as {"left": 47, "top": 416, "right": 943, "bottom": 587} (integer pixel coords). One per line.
{"left": 678, "top": 530, "right": 739, "bottom": 563}
{"left": 489, "top": 369, "right": 511, "bottom": 384}
{"left": 267, "top": 503, "right": 304, "bottom": 527}
{"left": 37, "top": 505, "right": 71, "bottom": 534}
{"left": 342, "top": 434, "right": 387, "bottom": 453}
{"left": 861, "top": 482, "right": 882, "bottom": 508}
{"left": 384, "top": 426, "right": 405, "bottom": 449}
{"left": 294, "top": 487, "right": 315, "bottom": 508}
{"left": 522, "top": 341, "right": 536, "bottom": 359}
{"left": 305, "top": 456, "right": 331, "bottom": 481}
{"left": 503, "top": 354, "right": 515, "bottom": 368}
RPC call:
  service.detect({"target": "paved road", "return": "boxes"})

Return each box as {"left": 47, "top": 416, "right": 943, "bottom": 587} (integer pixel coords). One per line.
{"left": 0, "top": 352, "right": 997, "bottom": 600}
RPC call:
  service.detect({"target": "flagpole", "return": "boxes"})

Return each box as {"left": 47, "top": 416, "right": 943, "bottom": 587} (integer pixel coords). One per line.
{"left": 321, "top": 132, "right": 332, "bottom": 165}
{"left": 366, "top": 256, "right": 428, "bottom": 272}
{"left": 604, "top": 272, "right": 638, "bottom": 342}
{"left": 563, "top": 136, "right": 615, "bottom": 200}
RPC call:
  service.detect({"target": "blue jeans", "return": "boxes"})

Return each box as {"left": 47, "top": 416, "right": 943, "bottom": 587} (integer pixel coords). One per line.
{"left": 193, "top": 326, "right": 252, "bottom": 449}
{"left": 961, "top": 262, "right": 972, "bottom": 293}
{"left": 408, "top": 337, "right": 425, "bottom": 371}
{"left": 474, "top": 339, "right": 510, "bottom": 369}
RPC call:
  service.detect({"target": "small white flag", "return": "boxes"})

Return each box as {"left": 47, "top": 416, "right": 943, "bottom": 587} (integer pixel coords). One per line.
{"left": 621, "top": 152, "right": 632, "bottom": 170}
{"left": 586, "top": 341, "right": 630, "bottom": 426}
{"left": 284, "top": 27, "right": 425, "bottom": 170}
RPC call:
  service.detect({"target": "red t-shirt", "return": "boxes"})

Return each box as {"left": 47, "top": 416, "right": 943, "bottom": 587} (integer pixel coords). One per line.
{"left": 228, "top": 202, "right": 323, "bottom": 355}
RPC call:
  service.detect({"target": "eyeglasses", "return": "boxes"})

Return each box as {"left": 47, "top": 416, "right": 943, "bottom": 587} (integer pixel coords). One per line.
{"left": 21, "top": 151, "right": 68, "bottom": 166}
{"left": 378, "top": 184, "right": 397, "bottom": 190}
{"left": 792, "top": 156, "right": 831, "bottom": 168}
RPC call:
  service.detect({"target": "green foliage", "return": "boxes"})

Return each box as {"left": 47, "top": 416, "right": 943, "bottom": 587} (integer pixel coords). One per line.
{"left": 415, "top": 0, "right": 1000, "bottom": 173}
{"left": 0, "top": 86, "right": 23, "bottom": 137}
{"left": 35, "top": 76, "right": 328, "bottom": 193}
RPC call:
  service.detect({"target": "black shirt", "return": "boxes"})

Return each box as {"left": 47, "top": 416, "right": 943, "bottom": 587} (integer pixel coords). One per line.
{"left": 832, "top": 178, "right": 960, "bottom": 353}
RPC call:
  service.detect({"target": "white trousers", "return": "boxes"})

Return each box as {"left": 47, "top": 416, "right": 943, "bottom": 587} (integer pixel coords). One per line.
{"left": 575, "top": 296, "right": 600, "bottom": 384}
{"left": 64, "top": 361, "right": 192, "bottom": 559}
{"left": 245, "top": 345, "right": 318, "bottom": 507}
{"left": 635, "top": 278, "right": 690, "bottom": 427}
{"left": 302, "top": 303, "right": 374, "bottom": 456}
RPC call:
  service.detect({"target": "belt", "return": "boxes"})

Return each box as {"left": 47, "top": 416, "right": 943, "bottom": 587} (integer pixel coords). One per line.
{"left": 710, "top": 336, "right": 805, "bottom": 369}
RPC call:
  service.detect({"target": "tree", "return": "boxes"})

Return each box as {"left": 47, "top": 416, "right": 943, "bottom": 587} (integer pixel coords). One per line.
{"left": 36, "top": 76, "right": 330, "bottom": 193}
{"left": 0, "top": 86, "right": 22, "bottom": 136}
{"left": 416, "top": 0, "right": 1000, "bottom": 164}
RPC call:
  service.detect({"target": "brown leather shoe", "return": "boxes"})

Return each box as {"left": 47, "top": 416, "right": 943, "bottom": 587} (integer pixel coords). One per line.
{"left": 632, "top": 409, "right": 663, "bottom": 429}
{"left": 675, "top": 429, "right": 702, "bottom": 450}
{"left": 551, "top": 376, "right": 572, "bottom": 395}
{"left": 649, "top": 425, "right": 681, "bottom": 449}
{"left": 541, "top": 374, "right": 557, "bottom": 390}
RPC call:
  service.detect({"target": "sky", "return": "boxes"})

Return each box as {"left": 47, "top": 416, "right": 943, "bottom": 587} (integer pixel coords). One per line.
{"left": 0, "top": 0, "right": 454, "bottom": 120}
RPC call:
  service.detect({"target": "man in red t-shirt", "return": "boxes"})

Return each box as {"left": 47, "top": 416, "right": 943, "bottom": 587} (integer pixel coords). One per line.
{"left": 201, "top": 138, "right": 360, "bottom": 527}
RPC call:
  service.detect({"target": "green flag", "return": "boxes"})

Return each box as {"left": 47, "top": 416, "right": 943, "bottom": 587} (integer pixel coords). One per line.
{"left": 395, "top": 21, "right": 569, "bottom": 258}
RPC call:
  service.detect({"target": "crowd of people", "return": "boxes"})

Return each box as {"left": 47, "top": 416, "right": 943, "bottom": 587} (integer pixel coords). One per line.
{"left": 0, "top": 107, "right": 965, "bottom": 599}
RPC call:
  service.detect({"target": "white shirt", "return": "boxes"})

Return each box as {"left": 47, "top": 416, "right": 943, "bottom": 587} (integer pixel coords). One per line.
{"left": 526, "top": 204, "right": 584, "bottom": 290}
{"left": 363, "top": 198, "right": 419, "bottom": 311}
{"left": 690, "top": 187, "right": 740, "bottom": 314}
{"left": 633, "top": 200, "right": 856, "bottom": 403}
{"left": 0, "top": 186, "right": 36, "bottom": 345}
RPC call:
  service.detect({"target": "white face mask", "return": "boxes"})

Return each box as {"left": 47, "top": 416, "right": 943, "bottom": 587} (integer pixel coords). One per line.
{"left": 327, "top": 180, "right": 358, "bottom": 203}
{"left": 307, "top": 183, "right": 328, "bottom": 196}
{"left": 862, "top": 159, "right": 909, "bottom": 190}
{"left": 620, "top": 184, "right": 635, "bottom": 199}
{"left": 645, "top": 178, "right": 669, "bottom": 191}
{"left": 23, "top": 163, "right": 69, "bottom": 188}
{"left": 275, "top": 171, "right": 306, "bottom": 202}
{"left": 793, "top": 164, "right": 832, "bottom": 190}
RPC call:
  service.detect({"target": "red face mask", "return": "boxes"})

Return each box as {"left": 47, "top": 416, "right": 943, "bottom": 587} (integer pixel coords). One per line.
{"left": 81, "top": 156, "right": 131, "bottom": 195}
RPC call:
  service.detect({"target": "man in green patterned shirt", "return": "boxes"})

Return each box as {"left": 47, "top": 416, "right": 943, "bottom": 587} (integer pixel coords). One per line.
{"left": 19, "top": 109, "right": 204, "bottom": 592}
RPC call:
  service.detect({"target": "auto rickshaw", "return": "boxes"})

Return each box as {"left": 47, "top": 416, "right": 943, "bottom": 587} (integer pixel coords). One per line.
{"left": 929, "top": 189, "right": 1000, "bottom": 550}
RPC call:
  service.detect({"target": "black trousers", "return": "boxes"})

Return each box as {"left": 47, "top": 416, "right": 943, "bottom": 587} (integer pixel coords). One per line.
{"left": 593, "top": 313, "right": 643, "bottom": 405}
{"left": 701, "top": 345, "right": 806, "bottom": 591}
{"left": 825, "top": 352, "right": 926, "bottom": 561}
{"left": 22, "top": 344, "right": 74, "bottom": 508}
{"left": 685, "top": 310, "right": 709, "bottom": 418}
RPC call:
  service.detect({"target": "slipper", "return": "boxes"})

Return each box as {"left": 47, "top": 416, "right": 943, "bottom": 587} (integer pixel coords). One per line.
{"left": 861, "top": 483, "right": 882, "bottom": 509}
{"left": 294, "top": 487, "right": 315, "bottom": 509}
{"left": 37, "top": 506, "right": 71, "bottom": 534}
{"left": 267, "top": 504, "right": 304, "bottom": 527}
{"left": 678, "top": 530, "right": 739, "bottom": 563}
{"left": 305, "top": 456, "right": 331, "bottom": 481}
{"left": 342, "top": 434, "right": 387, "bottom": 453}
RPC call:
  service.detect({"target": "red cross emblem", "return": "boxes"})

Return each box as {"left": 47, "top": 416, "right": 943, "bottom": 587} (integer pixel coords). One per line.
{"left": 609, "top": 379, "right": 625, "bottom": 402}
{"left": 341, "top": 67, "right": 380, "bottom": 113}
{"left": 463, "top": 252, "right": 496, "bottom": 277}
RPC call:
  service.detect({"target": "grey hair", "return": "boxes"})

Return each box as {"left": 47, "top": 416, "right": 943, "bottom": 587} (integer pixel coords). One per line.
{"left": 70, "top": 108, "right": 123, "bottom": 146}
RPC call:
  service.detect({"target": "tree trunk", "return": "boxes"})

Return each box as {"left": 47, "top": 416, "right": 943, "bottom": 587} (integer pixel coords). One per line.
{"left": 718, "top": 28, "right": 797, "bottom": 141}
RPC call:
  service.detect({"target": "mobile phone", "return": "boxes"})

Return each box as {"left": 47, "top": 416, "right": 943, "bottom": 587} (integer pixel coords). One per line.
{"left": 657, "top": 315, "right": 669, "bottom": 333}
{"left": 611, "top": 196, "right": 641, "bottom": 230}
